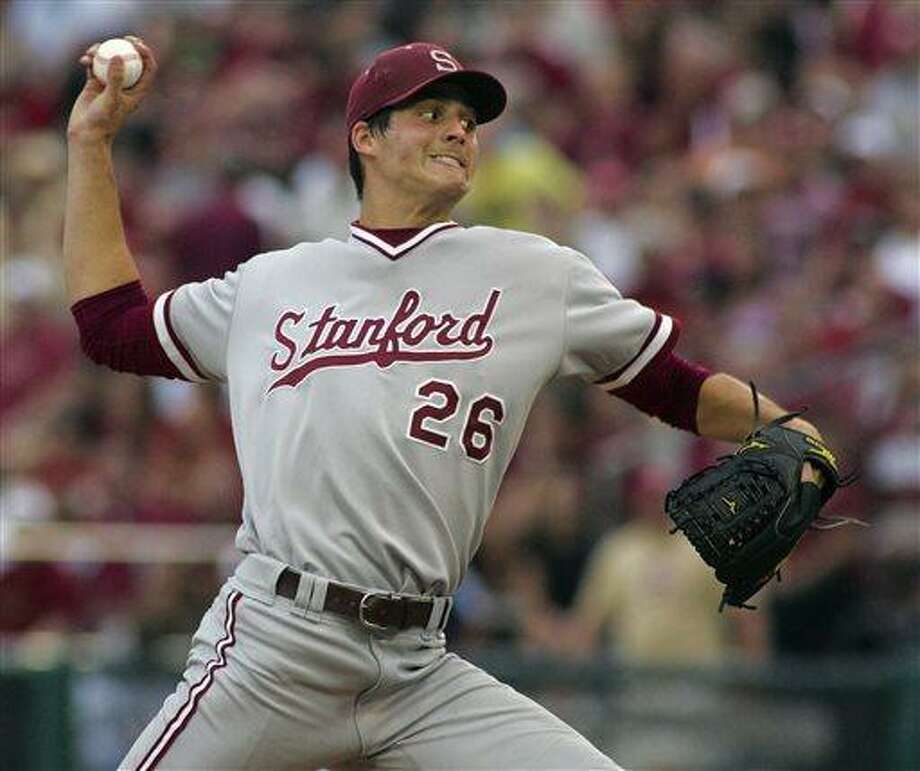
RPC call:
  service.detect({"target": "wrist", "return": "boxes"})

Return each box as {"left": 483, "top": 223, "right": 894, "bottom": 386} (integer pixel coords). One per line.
{"left": 786, "top": 417, "right": 823, "bottom": 442}
{"left": 67, "top": 129, "right": 115, "bottom": 149}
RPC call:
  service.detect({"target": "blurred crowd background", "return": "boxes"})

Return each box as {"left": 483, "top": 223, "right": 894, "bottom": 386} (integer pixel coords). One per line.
{"left": 2, "top": 0, "right": 918, "bottom": 691}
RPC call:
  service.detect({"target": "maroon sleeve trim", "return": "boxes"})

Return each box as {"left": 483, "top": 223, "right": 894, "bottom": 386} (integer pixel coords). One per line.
{"left": 596, "top": 313, "right": 662, "bottom": 386}
{"left": 595, "top": 313, "right": 681, "bottom": 390}
{"left": 162, "top": 291, "right": 207, "bottom": 381}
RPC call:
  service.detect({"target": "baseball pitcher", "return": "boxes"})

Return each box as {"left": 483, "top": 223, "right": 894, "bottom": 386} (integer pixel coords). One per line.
{"left": 64, "top": 37, "right": 832, "bottom": 770}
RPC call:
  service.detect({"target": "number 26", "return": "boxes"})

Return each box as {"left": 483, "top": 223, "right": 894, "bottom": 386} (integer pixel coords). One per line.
{"left": 407, "top": 379, "right": 505, "bottom": 463}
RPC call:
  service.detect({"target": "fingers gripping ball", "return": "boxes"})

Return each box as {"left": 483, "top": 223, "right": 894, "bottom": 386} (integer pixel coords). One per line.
{"left": 92, "top": 38, "right": 143, "bottom": 88}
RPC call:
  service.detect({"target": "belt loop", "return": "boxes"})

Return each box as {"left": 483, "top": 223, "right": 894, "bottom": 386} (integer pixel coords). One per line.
{"left": 440, "top": 596, "right": 454, "bottom": 630}
{"left": 307, "top": 575, "right": 328, "bottom": 620}
{"left": 292, "top": 570, "right": 312, "bottom": 614}
{"left": 426, "top": 596, "right": 453, "bottom": 632}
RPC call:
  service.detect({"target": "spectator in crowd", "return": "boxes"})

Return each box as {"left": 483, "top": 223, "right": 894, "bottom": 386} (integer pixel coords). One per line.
{"left": 566, "top": 466, "right": 768, "bottom": 665}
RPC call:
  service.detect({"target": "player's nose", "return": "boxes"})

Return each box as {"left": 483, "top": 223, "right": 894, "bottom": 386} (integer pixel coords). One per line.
{"left": 441, "top": 116, "right": 469, "bottom": 144}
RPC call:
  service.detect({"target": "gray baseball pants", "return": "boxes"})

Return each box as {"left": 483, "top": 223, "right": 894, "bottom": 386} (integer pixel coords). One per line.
{"left": 119, "top": 554, "right": 619, "bottom": 770}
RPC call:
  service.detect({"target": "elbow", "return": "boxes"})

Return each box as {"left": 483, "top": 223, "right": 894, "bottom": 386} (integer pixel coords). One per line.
{"left": 72, "top": 298, "right": 183, "bottom": 380}
{"left": 71, "top": 280, "right": 152, "bottom": 373}
{"left": 78, "top": 333, "right": 122, "bottom": 370}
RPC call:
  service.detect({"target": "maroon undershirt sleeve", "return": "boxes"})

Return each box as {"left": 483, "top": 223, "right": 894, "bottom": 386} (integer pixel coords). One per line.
{"left": 612, "top": 350, "right": 712, "bottom": 434}
{"left": 70, "top": 280, "right": 183, "bottom": 379}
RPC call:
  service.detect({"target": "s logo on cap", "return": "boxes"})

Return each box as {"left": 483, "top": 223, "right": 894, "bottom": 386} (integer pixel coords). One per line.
{"left": 430, "top": 50, "right": 460, "bottom": 72}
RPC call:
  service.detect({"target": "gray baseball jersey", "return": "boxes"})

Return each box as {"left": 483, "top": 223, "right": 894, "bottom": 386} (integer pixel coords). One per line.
{"left": 153, "top": 221, "right": 675, "bottom": 596}
{"left": 123, "top": 221, "right": 667, "bottom": 770}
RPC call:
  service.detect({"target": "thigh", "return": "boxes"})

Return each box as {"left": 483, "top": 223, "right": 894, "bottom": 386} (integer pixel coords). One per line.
{"left": 366, "top": 651, "right": 621, "bottom": 770}
{"left": 119, "top": 585, "right": 367, "bottom": 770}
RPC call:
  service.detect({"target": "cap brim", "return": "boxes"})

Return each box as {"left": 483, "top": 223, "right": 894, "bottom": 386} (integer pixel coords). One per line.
{"left": 368, "top": 69, "right": 507, "bottom": 126}
{"left": 425, "top": 70, "right": 507, "bottom": 124}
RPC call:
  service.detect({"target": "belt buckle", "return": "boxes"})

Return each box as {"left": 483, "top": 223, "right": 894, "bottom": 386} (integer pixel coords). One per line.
{"left": 358, "top": 591, "right": 392, "bottom": 632}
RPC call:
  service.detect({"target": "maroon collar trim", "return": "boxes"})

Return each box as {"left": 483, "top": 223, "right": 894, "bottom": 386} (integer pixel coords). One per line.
{"left": 349, "top": 221, "right": 460, "bottom": 260}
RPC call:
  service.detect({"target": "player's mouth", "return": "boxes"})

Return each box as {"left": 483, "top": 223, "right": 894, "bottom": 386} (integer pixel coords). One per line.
{"left": 429, "top": 154, "right": 467, "bottom": 170}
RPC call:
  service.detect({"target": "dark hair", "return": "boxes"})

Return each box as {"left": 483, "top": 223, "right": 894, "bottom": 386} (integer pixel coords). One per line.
{"left": 348, "top": 108, "right": 394, "bottom": 200}
{"left": 348, "top": 82, "right": 474, "bottom": 200}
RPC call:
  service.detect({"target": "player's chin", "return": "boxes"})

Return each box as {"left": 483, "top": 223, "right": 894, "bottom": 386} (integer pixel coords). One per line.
{"left": 436, "top": 167, "right": 472, "bottom": 193}
{"left": 426, "top": 159, "right": 470, "bottom": 187}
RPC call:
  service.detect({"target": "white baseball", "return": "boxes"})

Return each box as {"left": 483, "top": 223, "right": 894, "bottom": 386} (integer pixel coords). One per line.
{"left": 92, "top": 38, "right": 143, "bottom": 89}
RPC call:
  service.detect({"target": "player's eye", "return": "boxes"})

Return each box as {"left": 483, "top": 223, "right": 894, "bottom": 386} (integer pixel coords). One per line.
{"left": 418, "top": 105, "right": 476, "bottom": 132}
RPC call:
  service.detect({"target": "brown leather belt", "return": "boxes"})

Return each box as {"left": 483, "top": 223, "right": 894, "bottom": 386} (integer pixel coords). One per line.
{"left": 275, "top": 567, "right": 442, "bottom": 631}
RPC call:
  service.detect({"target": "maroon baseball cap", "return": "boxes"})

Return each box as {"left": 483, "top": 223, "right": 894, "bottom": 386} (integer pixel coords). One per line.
{"left": 346, "top": 42, "right": 507, "bottom": 130}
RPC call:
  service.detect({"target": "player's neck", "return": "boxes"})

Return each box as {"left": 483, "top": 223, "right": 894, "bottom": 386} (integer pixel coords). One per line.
{"left": 358, "top": 190, "right": 457, "bottom": 229}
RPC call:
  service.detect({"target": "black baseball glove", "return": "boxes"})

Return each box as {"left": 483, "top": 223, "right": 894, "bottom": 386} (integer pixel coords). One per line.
{"left": 665, "top": 406, "right": 856, "bottom": 611}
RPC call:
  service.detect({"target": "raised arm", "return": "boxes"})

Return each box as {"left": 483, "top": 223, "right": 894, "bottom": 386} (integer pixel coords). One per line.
{"left": 63, "top": 35, "right": 158, "bottom": 302}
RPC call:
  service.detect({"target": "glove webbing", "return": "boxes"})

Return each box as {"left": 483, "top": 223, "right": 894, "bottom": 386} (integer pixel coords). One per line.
{"left": 671, "top": 460, "right": 786, "bottom": 561}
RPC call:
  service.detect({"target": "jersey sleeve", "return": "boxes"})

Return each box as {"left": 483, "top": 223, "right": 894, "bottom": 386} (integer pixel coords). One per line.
{"left": 558, "top": 249, "right": 679, "bottom": 387}
{"left": 152, "top": 268, "right": 242, "bottom": 383}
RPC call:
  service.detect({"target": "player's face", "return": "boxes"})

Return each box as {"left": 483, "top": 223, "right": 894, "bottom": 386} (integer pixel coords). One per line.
{"left": 375, "top": 97, "right": 479, "bottom": 204}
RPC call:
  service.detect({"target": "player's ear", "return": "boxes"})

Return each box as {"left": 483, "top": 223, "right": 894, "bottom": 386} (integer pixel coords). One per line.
{"left": 350, "top": 121, "right": 378, "bottom": 159}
